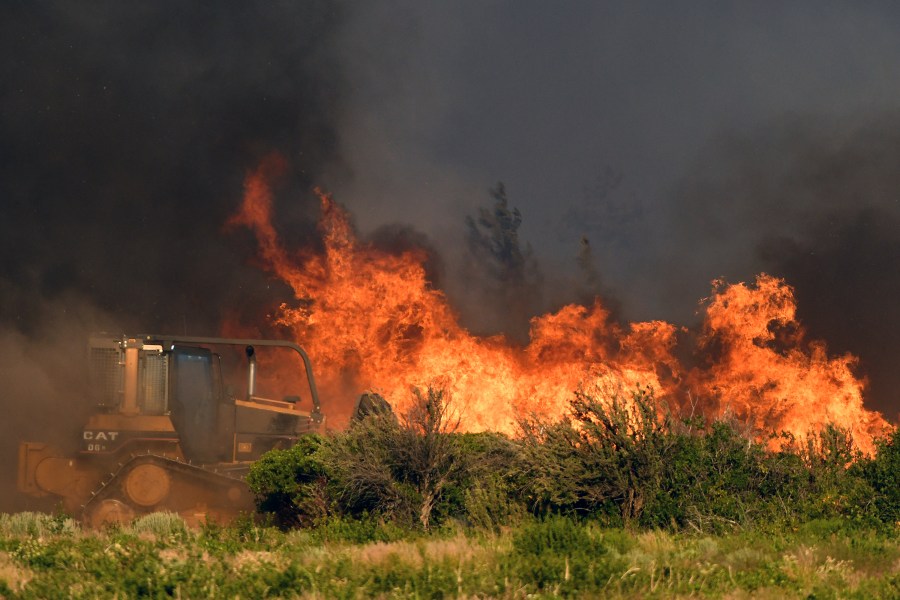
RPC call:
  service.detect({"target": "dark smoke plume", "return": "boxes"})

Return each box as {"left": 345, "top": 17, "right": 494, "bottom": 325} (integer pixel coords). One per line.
{"left": 1, "top": 1, "right": 343, "bottom": 336}
{"left": 0, "top": 1, "right": 345, "bottom": 509}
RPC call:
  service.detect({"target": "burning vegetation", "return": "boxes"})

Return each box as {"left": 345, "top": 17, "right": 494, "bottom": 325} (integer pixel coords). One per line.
{"left": 228, "top": 155, "right": 889, "bottom": 453}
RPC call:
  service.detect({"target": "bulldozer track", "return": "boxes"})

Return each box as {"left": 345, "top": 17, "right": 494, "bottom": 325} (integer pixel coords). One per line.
{"left": 82, "top": 453, "right": 254, "bottom": 526}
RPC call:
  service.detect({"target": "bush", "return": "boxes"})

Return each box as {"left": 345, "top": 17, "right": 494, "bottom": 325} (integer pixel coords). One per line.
{"left": 456, "top": 432, "right": 527, "bottom": 530}
{"left": 253, "top": 390, "right": 531, "bottom": 533}
{"left": 127, "top": 512, "right": 189, "bottom": 539}
{"left": 648, "top": 418, "right": 785, "bottom": 531}
{"left": 795, "top": 425, "right": 877, "bottom": 523}
{"left": 249, "top": 382, "right": 893, "bottom": 537}
{"left": 324, "top": 401, "right": 416, "bottom": 525}
{"left": 859, "top": 427, "right": 900, "bottom": 523}
{"left": 507, "top": 516, "right": 624, "bottom": 594}
{"left": 519, "top": 387, "right": 677, "bottom": 525}
{"left": 516, "top": 388, "right": 882, "bottom": 533}
{"left": 325, "top": 387, "right": 465, "bottom": 530}
{"left": 646, "top": 414, "right": 878, "bottom": 531}
{"left": 0, "top": 512, "right": 79, "bottom": 538}
{"left": 246, "top": 433, "right": 329, "bottom": 528}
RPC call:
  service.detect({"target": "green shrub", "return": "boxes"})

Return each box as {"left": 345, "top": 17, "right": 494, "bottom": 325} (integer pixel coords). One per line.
{"left": 650, "top": 417, "right": 877, "bottom": 531}
{"left": 519, "top": 387, "right": 677, "bottom": 525}
{"left": 507, "top": 516, "right": 624, "bottom": 594}
{"left": 309, "top": 514, "right": 411, "bottom": 544}
{"left": 795, "top": 425, "right": 877, "bottom": 523}
{"left": 0, "top": 512, "right": 79, "bottom": 538}
{"left": 516, "top": 388, "right": 881, "bottom": 534}
{"left": 649, "top": 418, "right": 782, "bottom": 531}
{"left": 246, "top": 433, "right": 329, "bottom": 528}
{"left": 127, "top": 511, "right": 189, "bottom": 539}
{"left": 324, "top": 403, "right": 416, "bottom": 524}
{"left": 326, "top": 387, "right": 465, "bottom": 530}
{"left": 858, "top": 427, "right": 900, "bottom": 523}
{"left": 249, "top": 380, "right": 893, "bottom": 538}
{"left": 456, "top": 432, "right": 527, "bottom": 530}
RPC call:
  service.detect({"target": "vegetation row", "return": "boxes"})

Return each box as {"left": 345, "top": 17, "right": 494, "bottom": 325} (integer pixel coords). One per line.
{"left": 248, "top": 387, "right": 900, "bottom": 535}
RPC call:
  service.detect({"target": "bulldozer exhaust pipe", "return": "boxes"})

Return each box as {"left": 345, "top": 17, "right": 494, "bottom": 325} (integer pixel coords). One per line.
{"left": 122, "top": 341, "right": 140, "bottom": 415}
{"left": 245, "top": 345, "right": 256, "bottom": 399}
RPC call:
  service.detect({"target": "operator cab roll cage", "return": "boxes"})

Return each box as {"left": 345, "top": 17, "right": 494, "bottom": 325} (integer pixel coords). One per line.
{"left": 135, "top": 334, "right": 323, "bottom": 423}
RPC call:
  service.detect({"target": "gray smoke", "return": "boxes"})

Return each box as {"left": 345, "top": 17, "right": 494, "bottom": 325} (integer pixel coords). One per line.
{"left": 319, "top": 2, "right": 900, "bottom": 418}
{"left": 666, "top": 115, "right": 900, "bottom": 417}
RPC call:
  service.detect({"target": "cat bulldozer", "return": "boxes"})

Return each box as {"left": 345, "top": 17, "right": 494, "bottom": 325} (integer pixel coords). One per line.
{"left": 17, "top": 334, "right": 324, "bottom": 526}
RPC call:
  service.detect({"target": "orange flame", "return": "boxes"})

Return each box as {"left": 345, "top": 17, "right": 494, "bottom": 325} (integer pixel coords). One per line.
{"left": 228, "top": 157, "right": 889, "bottom": 452}
{"left": 689, "top": 275, "right": 887, "bottom": 453}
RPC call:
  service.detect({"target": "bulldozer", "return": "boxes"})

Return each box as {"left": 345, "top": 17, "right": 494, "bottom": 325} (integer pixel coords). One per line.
{"left": 17, "top": 334, "right": 324, "bottom": 526}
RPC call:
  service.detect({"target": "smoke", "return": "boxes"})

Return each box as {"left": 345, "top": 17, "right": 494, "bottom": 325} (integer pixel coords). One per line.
{"left": 0, "top": 1, "right": 344, "bottom": 336}
{"left": 305, "top": 5, "right": 900, "bottom": 428}
{"left": 0, "top": 295, "right": 116, "bottom": 510}
{"left": 665, "top": 115, "right": 900, "bottom": 417}
{"left": 458, "top": 183, "right": 542, "bottom": 340}
{"left": 0, "top": 1, "right": 345, "bottom": 509}
{"left": 7, "top": 1, "right": 900, "bottom": 510}
{"left": 317, "top": 1, "right": 900, "bottom": 335}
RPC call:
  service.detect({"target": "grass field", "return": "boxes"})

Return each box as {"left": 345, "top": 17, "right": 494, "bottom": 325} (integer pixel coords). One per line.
{"left": 2, "top": 512, "right": 900, "bottom": 598}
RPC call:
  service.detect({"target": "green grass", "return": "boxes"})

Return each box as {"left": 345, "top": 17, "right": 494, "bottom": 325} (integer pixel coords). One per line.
{"left": 1, "top": 514, "right": 900, "bottom": 598}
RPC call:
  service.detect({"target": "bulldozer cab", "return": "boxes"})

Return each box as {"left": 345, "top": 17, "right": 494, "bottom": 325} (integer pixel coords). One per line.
{"left": 168, "top": 345, "right": 221, "bottom": 463}
{"left": 83, "top": 334, "right": 323, "bottom": 463}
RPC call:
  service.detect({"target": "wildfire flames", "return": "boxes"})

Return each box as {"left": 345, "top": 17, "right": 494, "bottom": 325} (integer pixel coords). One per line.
{"left": 227, "top": 155, "right": 888, "bottom": 453}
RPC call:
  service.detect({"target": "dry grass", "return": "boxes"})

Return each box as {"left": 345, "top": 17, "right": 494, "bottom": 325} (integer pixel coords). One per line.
{"left": 351, "top": 540, "right": 424, "bottom": 568}
{"left": 156, "top": 547, "right": 187, "bottom": 563}
{"left": 635, "top": 529, "right": 678, "bottom": 555}
{"left": 0, "top": 551, "right": 31, "bottom": 594}
{"left": 289, "top": 533, "right": 487, "bottom": 572}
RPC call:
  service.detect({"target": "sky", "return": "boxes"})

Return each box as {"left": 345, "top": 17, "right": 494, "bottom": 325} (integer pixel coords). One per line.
{"left": 4, "top": 0, "right": 900, "bottom": 442}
